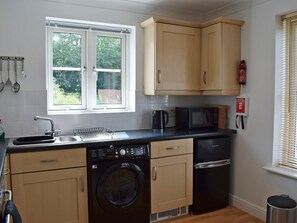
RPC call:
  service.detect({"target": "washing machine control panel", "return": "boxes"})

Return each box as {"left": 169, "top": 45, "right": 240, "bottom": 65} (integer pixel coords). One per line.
{"left": 90, "top": 144, "right": 149, "bottom": 161}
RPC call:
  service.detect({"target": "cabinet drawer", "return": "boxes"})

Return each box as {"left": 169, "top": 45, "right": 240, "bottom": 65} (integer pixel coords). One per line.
{"left": 10, "top": 148, "right": 86, "bottom": 174}
{"left": 151, "top": 138, "right": 193, "bottom": 158}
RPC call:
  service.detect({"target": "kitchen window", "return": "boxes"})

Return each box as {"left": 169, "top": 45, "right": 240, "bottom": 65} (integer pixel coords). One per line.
{"left": 46, "top": 17, "right": 135, "bottom": 114}
{"left": 278, "top": 13, "right": 297, "bottom": 171}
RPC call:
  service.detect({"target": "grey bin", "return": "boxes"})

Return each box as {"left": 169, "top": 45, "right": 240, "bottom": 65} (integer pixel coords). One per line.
{"left": 266, "top": 194, "right": 297, "bottom": 223}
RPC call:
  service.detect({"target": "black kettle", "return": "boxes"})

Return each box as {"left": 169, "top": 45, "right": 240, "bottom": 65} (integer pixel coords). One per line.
{"left": 152, "top": 110, "right": 169, "bottom": 131}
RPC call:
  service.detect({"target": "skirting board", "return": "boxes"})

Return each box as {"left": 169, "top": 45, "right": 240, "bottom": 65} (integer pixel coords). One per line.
{"left": 230, "top": 194, "right": 266, "bottom": 221}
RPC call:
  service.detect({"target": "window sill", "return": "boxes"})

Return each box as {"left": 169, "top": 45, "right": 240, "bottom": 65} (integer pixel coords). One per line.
{"left": 263, "top": 166, "right": 297, "bottom": 180}
{"left": 48, "top": 108, "right": 135, "bottom": 115}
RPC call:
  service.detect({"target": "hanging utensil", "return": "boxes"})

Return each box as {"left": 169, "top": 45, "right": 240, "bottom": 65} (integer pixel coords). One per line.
{"left": 11, "top": 58, "right": 20, "bottom": 93}
{"left": 0, "top": 59, "right": 4, "bottom": 92}
{"left": 21, "top": 58, "right": 25, "bottom": 76}
{"left": 5, "top": 59, "right": 12, "bottom": 86}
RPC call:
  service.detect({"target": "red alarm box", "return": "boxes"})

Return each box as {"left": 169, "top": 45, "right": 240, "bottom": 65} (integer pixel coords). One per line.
{"left": 236, "top": 96, "right": 249, "bottom": 116}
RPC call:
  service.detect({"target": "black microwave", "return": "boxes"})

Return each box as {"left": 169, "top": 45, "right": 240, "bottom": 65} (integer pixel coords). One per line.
{"left": 175, "top": 107, "right": 219, "bottom": 130}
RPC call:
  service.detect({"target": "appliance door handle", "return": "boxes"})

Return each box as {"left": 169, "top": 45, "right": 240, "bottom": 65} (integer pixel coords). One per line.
{"left": 194, "top": 159, "right": 230, "bottom": 169}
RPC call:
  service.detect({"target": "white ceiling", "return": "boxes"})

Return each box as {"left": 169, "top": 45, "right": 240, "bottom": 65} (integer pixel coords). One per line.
{"left": 46, "top": 0, "right": 242, "bottom": 18}
{"left": 118, "top": 0, "right": 240, "bottom": 14}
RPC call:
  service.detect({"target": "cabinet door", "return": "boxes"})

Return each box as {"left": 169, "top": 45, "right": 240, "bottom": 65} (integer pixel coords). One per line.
{"left": 201, "top": 23, "right": 222, "bottom": 90}
{"left": 11, "top": 167, "right": 88, "bottom": 223}
{"left": 156, "top": 23, "right": 200, "bottom": 91}
{"left": 151, "top": 154, "right": 193, "bottom": 214}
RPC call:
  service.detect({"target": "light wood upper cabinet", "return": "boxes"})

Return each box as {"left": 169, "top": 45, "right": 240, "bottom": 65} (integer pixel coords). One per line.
{"left": 10, "top": 148, "right": 88, "bottom": 223}
{"left": 201, "top": 23, "right": 222, "bottom": 91}
{"left": 141, "top": 16, "right": 244, "bottom": 96}
{"left": 141, "top": 18, "right": 201, "bottom": 95}
{"left": 201, "top": 20, "right": 244, "bottom": 95}
{"left": 150, "top": 138, "right": 193, "bottom": 214}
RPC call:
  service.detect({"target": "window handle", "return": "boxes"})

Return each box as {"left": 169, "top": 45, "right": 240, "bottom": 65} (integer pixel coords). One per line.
{"left": 82, "top": 66, "right": 86, "bottom": 75}
{"left": 92, "top": 66, "right": 96, "bottom": 72}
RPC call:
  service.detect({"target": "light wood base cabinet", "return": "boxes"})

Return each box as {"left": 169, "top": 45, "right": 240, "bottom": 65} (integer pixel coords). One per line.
{"left": 11, "top": 167, "right": 87, "bottom": 223}
{"left": 150, "top": 139, "right": 193, "bottom": 214}
{"left": 4, "top": 154, "right": 11, "bottom": 190}
{"left": 10, "top": 148, "right": 88, "bottom": 223}
{"left": 151, "top": 154, "right": 193, "bottom": 213}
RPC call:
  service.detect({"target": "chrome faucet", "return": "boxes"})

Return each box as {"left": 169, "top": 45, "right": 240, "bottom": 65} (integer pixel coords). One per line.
{"left": 34, "top": 116, "right": 60, "bottom": 137}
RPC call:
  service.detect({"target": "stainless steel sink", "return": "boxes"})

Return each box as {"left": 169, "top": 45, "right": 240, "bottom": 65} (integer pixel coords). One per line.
{"left": 55, "top": 135, "right": 81, "bottom": 143}
{"left": 11, "top": 128, "right": 127, "bottom": 146}
{"left": 13, "top": 135, "right": 55, "bottom": 145}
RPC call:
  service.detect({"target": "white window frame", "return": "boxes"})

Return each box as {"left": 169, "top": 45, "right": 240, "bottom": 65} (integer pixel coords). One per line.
{"left": 88, "top": 31, "right": 127, "bottom": 111}
{"left": 47, "top": 27, "right": 87, "bottom": 111}
{"left": 268, "top": 12, "right": 297, "bottom": 178}
{"left": 46, "top": 17, "right": 135, "bottom": 115}
{"left": 278, "top": 14, "right": 297, "bottom": 170}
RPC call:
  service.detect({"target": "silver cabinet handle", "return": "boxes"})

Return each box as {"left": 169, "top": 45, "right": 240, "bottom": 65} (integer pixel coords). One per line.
{"left": 4, "top": 168, "right": 10, "bottom": 175}
{"left": 40, "top": 159, "right": 57, "bottom": 163}
{"left": 157, "top": 70, "right": 162, "bottom": 84}
{"left": 166, "top": 146, "right": 180, "bottom": 150}
{"left": 80, "top": 176, "right": 84, "bottom": 192}
{"left": 152, "top": 166, "right": 157, "bottom": 181}
{"left": 203, "top": 71, "right": 206, "bottom": 84}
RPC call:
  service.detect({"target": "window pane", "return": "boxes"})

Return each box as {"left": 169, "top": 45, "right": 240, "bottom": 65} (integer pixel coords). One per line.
{"left": 97, "top": 72, "right": 121, "bottom": 104}
{"left": 53, "top": 32, "right": 82, "bottom": 68}
{"left": 53, "top": 70, "right": 82, "bottom": 105}
{"left": 96, "top": 36, "right": 122, "bottom": 69}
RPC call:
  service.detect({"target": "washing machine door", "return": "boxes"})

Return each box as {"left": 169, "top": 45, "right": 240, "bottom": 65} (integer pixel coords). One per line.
{"left": 96, "top": 162, "right": 146, "bottom": 214}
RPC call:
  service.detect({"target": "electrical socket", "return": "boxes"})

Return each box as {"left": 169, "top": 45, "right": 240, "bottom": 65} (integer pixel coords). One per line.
{"left": 167, "top": 107, "right": 175, "bottom": 117}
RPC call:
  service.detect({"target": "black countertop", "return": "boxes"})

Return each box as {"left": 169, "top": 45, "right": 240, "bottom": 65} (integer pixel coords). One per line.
{"left": 0, "top": 128, "right": 236, "bottom": 187}
{"left": 6, "top": 128, "right": 237, "bottom": 153}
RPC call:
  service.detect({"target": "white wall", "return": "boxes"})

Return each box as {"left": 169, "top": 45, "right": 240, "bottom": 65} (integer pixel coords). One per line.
{"left": 206, "top": 0, "right": 297, "bottom": 220}
{"left": 2, "top": 0, "right": 296, "bottom": 221}
{"left": 0, "top": 0, "right": 206, "bottom": 137}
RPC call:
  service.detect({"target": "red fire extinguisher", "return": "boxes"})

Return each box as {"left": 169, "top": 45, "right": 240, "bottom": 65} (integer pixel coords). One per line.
{"left": 239, "top": 60, "right": 246, "bottom": 85}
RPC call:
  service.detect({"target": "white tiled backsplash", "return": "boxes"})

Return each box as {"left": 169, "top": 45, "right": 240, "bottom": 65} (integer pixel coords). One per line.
{"left": 0, "top": 89, "right": 206, "bottom": 138}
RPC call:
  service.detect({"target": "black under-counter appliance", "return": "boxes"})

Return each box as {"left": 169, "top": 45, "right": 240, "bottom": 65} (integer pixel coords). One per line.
{"left": 191, "top": 136, "right": 231, "bottom": 214}
{"left": 87, "top": 143, "right": 150, "bottom": 223}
